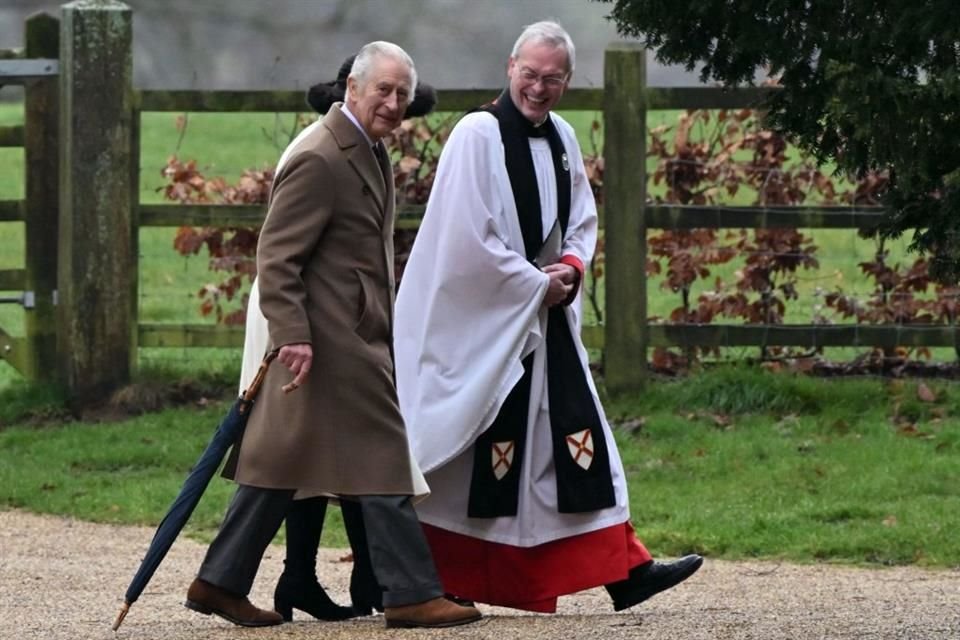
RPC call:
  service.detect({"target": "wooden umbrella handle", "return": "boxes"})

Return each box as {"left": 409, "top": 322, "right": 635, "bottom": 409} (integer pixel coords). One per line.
{"left": 240, "top": 350, "right": 279, "bottom": 403}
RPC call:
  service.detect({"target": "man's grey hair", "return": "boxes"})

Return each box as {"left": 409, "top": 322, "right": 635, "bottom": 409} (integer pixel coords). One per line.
{"left": 348, "top": 41, "right": 418, "bottom": 93}
{"left": 510, "top": 20, "right": 576, "bottom": 73}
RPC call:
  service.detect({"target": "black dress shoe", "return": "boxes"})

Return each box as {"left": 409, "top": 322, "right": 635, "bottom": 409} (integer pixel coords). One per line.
{"left": 273, "top": 573, "right": 356, "bottom": 622}
{"left": 350, "top": 600, "right": 384, "bottom": 617}
{"left": 348, "top": 568, "right": 383, "bottom": 616}
{"left": 605, "top": 554, "right": 704, "bottom": 611}
{"left": 348, "top": 573, "right": 384, "bottom": 616}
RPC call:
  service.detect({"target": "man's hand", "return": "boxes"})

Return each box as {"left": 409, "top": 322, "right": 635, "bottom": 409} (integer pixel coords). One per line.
{"left": 543, "top": 263, "right": 577, "bottom": 284}
{"left": 278, "top": 342, "right": 312, "bottom": 392}
{"left": 542, "top": 264, "right": 576, "bottom": 307}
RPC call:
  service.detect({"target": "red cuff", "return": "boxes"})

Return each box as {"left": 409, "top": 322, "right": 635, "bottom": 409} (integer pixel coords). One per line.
{"left": 559, "top": 254, "right": 584, "bottom": 306}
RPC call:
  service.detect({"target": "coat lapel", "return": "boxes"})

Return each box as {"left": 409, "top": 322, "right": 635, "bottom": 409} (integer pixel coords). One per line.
{"left": 379, "top": 141, "right": 397, "bottom": 326}
{"left": 379, "top": 140, "right": 396, "bottom": 234}
{"left": 324, "top": 105, "right": 388, "bottom": 215}
{"left": 323, "top": 105, "right": 397, "bottom": 325}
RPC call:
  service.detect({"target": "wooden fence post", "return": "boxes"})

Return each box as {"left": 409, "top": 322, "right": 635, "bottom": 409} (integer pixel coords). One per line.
{"left": 129, "top": 102, "right": 140, "bottom": 376}
{"left": 23, "top": 12, "right": 60, "bottom": 383}
{"left": 58, "top": 0, "right": 133, "bottom": 402}
{"left": 603, "top": 44, "right": 648, "bottom": 394}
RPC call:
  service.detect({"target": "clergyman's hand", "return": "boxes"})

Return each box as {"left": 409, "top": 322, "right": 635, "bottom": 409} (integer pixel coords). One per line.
{"left": 542, "top": 269, "right": 574, "bottom": 307}
{"left": 278, "top": 342, "right": 312, "bottom": 393}
{"left": 543, "top": 262, "right": 577, "bottom": 284}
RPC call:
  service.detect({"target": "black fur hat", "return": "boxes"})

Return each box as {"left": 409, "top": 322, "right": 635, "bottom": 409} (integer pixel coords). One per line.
{"left": 305, "top": 54, "right": 437, "bottom": 118}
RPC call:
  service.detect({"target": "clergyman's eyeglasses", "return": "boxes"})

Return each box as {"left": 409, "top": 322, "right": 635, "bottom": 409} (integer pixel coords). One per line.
{"left": 518, "top": 67, "right": 568, "bottom": 89}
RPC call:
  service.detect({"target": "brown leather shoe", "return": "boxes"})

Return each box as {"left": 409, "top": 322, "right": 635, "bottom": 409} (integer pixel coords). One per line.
{"left": 185, "top": 578, "right": 283, "bottom": 627}
{"left": 384, "top": 596, "right": 482, "bottom": 629}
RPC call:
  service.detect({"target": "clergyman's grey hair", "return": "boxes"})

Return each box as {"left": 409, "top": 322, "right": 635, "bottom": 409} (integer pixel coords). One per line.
{"left": 510, "top": 20, "right": 576, "bottom": 73}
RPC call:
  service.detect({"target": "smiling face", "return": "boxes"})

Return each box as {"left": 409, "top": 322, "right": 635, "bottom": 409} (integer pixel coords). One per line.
{"left": 506, "top": 40, "right": 570, "bottom": 124}
{"left": 346, "top": 55, "right": 413, "bottom": 141}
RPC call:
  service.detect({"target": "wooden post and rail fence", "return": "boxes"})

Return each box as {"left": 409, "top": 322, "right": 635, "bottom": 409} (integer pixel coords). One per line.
{"left": 0, "top": 2, "right": 950, "bottom": 401}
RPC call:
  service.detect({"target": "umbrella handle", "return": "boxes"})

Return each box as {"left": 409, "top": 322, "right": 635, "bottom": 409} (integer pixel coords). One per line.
{"left": 240, "top": 349, "right": 279, "bottom": 404}
{"left": 112, "top": 602, "right": 130, "bottom": 631}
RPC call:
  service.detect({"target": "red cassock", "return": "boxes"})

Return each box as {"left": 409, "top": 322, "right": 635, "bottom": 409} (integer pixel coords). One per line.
{"left": 424, "top": 521, "right": 652, "bottom": 612}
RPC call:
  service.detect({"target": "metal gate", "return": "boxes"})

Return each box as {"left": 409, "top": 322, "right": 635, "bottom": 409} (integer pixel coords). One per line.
{"left": 0, "top": 15, "right": 60, "bottom": 381}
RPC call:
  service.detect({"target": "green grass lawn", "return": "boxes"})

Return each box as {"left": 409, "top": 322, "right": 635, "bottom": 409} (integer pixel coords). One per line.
{"left": 609, "top": 368, "right": 960, "bottom": 565}
{"left": 2, "top": 367, "right": 958, "bottom": 564}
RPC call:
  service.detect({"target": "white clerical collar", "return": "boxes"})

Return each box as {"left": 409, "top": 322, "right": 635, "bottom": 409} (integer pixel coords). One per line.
{"left": 340, "top": 104, "right": 375, "bottom": 147}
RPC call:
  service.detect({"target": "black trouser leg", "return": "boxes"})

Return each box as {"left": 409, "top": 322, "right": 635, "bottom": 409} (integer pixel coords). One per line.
{"left": 341, "top": 498, "right": 383, "bottom": 611}
{"left": 282, "top": 496, "right": 328, "bottom": 581}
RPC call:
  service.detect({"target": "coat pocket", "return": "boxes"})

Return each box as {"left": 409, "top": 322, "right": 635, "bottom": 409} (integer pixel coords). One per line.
{"left": 353, "top": 269, "right": 387, "bottom": 343}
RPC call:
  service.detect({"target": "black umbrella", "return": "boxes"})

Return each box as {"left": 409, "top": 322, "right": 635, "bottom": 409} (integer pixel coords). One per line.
{"left": 112, "top": 351, "right": 279, "bottom": 631}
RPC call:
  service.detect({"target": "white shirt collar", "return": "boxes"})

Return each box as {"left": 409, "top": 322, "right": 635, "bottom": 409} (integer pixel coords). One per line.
{"left": 340, "top": 104, "right": 375, "bottom": 147}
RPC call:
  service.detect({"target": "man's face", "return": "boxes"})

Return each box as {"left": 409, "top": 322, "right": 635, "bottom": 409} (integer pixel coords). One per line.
{"left": 346, "top": 56, "right": 413, "bottom": 141}
{"left": 506, "top": 41, "right": 570, "bottom": 124}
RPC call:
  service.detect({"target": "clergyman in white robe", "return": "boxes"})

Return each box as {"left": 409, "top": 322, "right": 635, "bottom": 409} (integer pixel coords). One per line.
{"left": 393, "top": 108, "right": 654, "bottom": 612}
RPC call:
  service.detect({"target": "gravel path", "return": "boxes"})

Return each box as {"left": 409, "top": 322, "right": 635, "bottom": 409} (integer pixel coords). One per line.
{"left": 2, "top": 509, "right": 959, "bottom": 639}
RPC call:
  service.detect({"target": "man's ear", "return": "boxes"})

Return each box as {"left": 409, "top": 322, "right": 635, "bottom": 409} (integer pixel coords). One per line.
{"left": 346, "top": 76, "right": 358, "bottom": 103}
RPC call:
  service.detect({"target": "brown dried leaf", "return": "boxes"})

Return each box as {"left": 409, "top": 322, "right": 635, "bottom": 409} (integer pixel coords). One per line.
{"left": 398, "top": 155, "right": 422, "bottom": 173}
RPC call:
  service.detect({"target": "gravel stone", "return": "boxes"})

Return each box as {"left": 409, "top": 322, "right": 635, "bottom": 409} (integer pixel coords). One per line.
{"left": 2, "top": 510, "right": 959, "bottom": 639}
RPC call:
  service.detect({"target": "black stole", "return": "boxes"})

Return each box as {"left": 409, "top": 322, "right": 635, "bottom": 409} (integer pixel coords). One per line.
{"left": 467, "top": 90, "right": 616, "bottom": 517}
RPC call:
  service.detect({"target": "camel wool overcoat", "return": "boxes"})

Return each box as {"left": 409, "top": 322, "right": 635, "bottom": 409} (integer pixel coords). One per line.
{"left": 223, "top": 104, "right": 416, "bottom": 496}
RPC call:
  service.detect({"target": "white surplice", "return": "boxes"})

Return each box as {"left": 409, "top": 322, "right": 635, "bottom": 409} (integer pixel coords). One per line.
{"left": 394, "top": 111, "right": 630, "bottom": 547}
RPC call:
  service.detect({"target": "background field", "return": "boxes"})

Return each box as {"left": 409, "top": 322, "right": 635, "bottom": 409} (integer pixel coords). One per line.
{"left": 0, "top": 102, "right": 923, "bottom": 389}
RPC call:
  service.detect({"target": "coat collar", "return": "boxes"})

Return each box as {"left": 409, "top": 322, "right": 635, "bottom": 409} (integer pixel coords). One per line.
{"left": 323, "top": 103, "right": 389, "bottom": 215}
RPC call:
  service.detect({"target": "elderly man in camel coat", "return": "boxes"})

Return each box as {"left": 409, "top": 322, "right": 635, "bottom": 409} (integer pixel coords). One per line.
{"left": 183, "top": 41, "right": 481, "bottom": 631}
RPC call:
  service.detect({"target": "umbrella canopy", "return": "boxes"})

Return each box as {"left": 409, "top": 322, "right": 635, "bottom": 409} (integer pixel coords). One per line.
{"left": 112, "top": 351, "right": 278, "bottom": 631}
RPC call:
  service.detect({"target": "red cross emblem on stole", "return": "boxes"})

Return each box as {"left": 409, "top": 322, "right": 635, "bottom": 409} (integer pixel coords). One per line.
{"left": 491, "top": 441, "right": 515, "bottom": 480}
{"left": 565, "top": 429, "right": 595, "bottom": 470}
